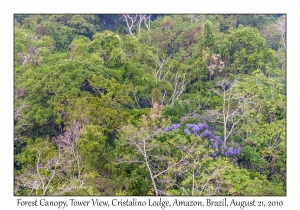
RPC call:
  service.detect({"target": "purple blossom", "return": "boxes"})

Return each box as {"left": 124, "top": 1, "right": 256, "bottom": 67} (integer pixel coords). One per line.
{"left": 221, "top": 150, "right": 225, "bottom": 156}
{"left": 237, "top": 147, "right": 241, "bottom": 155}
{"left": 22, "top": 55, "right": 28, "bottom": 65}
{"left": 227, "top": 147, "right": 234, "bottom": 155}
{"left": 186, "top": 124, "right": 194, "bottom": 128}
{"left": 163, "top": 123, "right": 180, "bottom": 132}
{"left": 184, "top": 123, "right": 207, "bottom": 135}
{"left": 180, "top": 117, "right": 187, "bottom": 121}
{"left": 192, "top": 126, "right": 200, "bottom": 134}
{"left": 170, "top": 123, "right": 180, "bottom": 130}
{"left": 213, "top": 141, "right": 219, "bottom": 149}
{"left": 197, "top": 122, "right": 205, "bottom": 130}
{"left": 200, "top": 130, "right": 214, "bottom": 138}
{"left": 162, "top": 115, "right": 242, "bottom": 163}
{"left": 163, "top": 126, "right": 171, "bottom": 132}
{"left": 216, "top": 142, "right": 242, "bottom": 162}
{"left": 184, "top": 129, "right": 190, "bottom": 135}
{"left": 193, "top": 113, "right": 201, "bottom": 119}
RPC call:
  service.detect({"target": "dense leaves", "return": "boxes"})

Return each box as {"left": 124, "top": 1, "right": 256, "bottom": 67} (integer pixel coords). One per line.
{"left": 14, "top": 14, "right": 286, "bottom": 196}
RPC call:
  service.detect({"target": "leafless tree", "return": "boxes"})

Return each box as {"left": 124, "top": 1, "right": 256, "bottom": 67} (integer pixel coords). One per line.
{"left": 157, "top": 136, "right": 233, "bottom": 196}
{"left": 169, "top": 71, "right": 188, "bottom": 105}
{"left": 204, "top": 53, "right": 225, "bottom": 80}
{"left": 151, "top": 52, "right": 170, "bottom": 83}
{"left": 137, "top": 14, "right": 151, "bottom": 36}
{"left": 276, "top": 16, "right": 286, "bottom": 50}
{"left": 150, "top": 52, "right": 188, "bottom": 105}
{"left": 142, "top": 14, "right": 151, "bottom": 31}
{"left": 117, "top": 119, "right": 185, "bottom": 196}
{"left": 172, "top": 139, "right": 210, "bottom": 195}
{"left": 15, "top": 120, "right": 87, "bottom": 195}
{"left": 211, "top": 79, "right": 255, "bottom": 146}
{"left": 15, "top": 141, "right": 63, "bottom": 196}
{"left": 121, "top": 14, "right": 151, "bottom": 38}
{"left": 122, "top": 15, "right": 138, "bottom": 37}
{"left": 14, "top": 88, "right": 28, "bottom": 123}
{"left": 187, "top": 14, "right": 200, "bottom": 23}
{"left": 52, "top": 120, "right": 86, "bottom": 180}
{"left": 14, "top": 103, "right": 26, "bottom": 120}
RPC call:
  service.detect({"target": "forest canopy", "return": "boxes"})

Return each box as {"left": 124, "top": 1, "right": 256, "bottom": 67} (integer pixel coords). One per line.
{"left": 14, "top": 14, "right": 286, "bottom": 196}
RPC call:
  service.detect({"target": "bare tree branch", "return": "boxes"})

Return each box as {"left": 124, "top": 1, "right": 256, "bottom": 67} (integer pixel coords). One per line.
{"left": 212, "top": 78, "right": 255, "bottom": 145}
{"left": 276, "top": 17, "right": 286, "bottom": 49}
{"left": 121, "top": 14, "right": 151, "bottom": 38}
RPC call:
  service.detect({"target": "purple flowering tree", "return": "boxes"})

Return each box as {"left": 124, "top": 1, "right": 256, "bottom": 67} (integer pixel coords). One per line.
{"left": 161, "top": 115, "right": 242, "bottom": 195}
{"left": 162, "top": 114, "right": 241, "bottom": 163}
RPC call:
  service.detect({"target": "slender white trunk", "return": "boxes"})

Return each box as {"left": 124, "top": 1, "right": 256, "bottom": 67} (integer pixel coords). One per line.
{"left": 223, "top": 90, "right": 227, "bottom": 145}
{"left": 143, "top": 138, "right": 158, "bottom": 196}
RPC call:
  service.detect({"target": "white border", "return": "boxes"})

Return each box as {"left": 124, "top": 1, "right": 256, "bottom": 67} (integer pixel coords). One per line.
{"left": 1, "top": 0, "right": 298, "bottom": 209}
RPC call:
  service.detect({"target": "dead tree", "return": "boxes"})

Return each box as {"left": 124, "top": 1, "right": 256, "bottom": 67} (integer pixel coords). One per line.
{"left": 52, "top": 120, "right": 86, "bottom": 181}
{"left": 118, "top": 119, "right": 185, "bottom": 196}
{"left": 151, "top": 52, "right": 188, "bottom": 106}
{"left": 169, "top": 71, "right": 188, "bottom": 105}
{"left": 151, "top": 52, "right": 170, "bottom": 83}
{"left": 212, "top": 79, "right": 255, "bottom": 146}
{"left": 15, "top": 142, "right": 62, "bottom": 196}
{"left": 276, "top": 17, "right": 286, "bottom": 50}
{"left": 121, "top": 14, "right": 151, "bottom": 38}
{"left": 122, "top": 15, "right": 138, "bottom": 38}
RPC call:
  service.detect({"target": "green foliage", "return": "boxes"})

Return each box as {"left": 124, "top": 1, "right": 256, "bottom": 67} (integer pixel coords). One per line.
{"left": 67, "top": 15, "right": 98, "bottom": 38}
{"left": 25, "top": 59, "right": 104, "bottom": 125}
{"left": 108, "top": 48, "right": 126, "bottom": 67}
{"left": 14, "top": 138, "right": 58, "bottom": 195}
{"left": 91, "top": 31, "right": 122, "bottom": 53}
{"left": 162, "top": 99, "right": 199, "bottom": 122}
{"left": 54, "top": 75, "right": 134, "bottom": 135}
{"left": 222, "top": 166, "right": 285, "bottom": 195}
{"left": 15, "top": 138, "right": 54, "bottom": 167}
{"left": 14, "top": 14, "right": 286, "bottom": 196}
{"left": 236, "top": 14, "right": 277, "bottom": 30}
{"left": 77, "top": 125, "right": 108, "bottom": 170}
{"left": 228, "top": 27, "right": 277, "bottom": 73}
{"left": 147, "top": 15, "right": 202, "bottom": 56}
{"left": 69, "top": 36, "right": 91, "bottom": 58}
{"left": 44, "top": 22, "right": 74, "bottom": 51}
{"left": 203, "top": 20, "right": 215, "bottom": 48}
{"left": 14, "top": 28, "right": 29, "bottom": 54}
